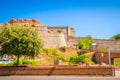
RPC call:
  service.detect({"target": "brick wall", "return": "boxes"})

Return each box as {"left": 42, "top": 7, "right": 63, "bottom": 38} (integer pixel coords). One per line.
{"left": 0, "top": 66, "right": 115, "bottom": 76}
{"left": 95, "top": 52, "right": 120, "bottom": 64}
{"left": 115, "top": 66, "right": 120, "bottom": 71}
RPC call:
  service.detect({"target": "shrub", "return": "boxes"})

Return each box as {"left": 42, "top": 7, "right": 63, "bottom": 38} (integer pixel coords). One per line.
{"left": 69, "top": 54, "right": 86, "bottom": 64}
{"left": 84, "top": 58, "right": 95, "bottom": 64}
{"left": 43, "top": 48, "right": 49, "bottom": 55}
{"left": 59, "top": 46, "right": 66, "bottom": 52}
{"left": 0, "top": 63, "right": 6, "bottom": 66}
{"left": 57, "top": 30, "right": 63, "bottom": 33}
{"left": 57, "top": 56, "right": 65, "bottom": 61}
{"left": 51, "top": 50, "right": 58, "bottom": 57}
{"left": 12, "top": 58, "right": 23, "bottom": 66}
{"left": 77, "top": 38, "right": 94, "bottom": 50}
{"left": 30, "top": 61, "right": 40, "bottom": 65}
{"left": 69, "top": 56, "right": 76, "bottom": 64}
{"left": 22, "top": 60, "right": 31, "bottom": 64}
{"left": 9, "top": 58, "right": 40, "bottom": 66}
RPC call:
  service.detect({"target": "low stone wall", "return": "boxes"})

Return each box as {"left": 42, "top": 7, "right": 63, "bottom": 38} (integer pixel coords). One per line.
{"left": 0, "top": 66, "right": 115, "bottom": 76}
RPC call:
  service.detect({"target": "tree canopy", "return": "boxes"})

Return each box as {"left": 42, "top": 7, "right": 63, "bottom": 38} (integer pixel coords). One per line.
{"left": 77, "top": 38, "right": 94, "bottom": 50}
{"left": 85, "top": 35, "right": 93, "bottom": 39}
{"left": 110, "top": 34, "right": 120, "bottom": 40}
{"left": 0, "top": 25, "right": 43, "bottom": 66}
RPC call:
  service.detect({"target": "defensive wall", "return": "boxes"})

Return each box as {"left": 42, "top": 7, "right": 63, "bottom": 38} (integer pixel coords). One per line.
{"left": 3, "top": 19, "right": 120, "bottom": 49}
{"left": 67, "top": 37, "right": 120, "bottom": 65}
{"left": 67, "top": 37, "right": 120, "bottom": 51}
{"left": 37, "top": 25, "right": 67, "bottom": 48}
{"left": 47, "top": 26, "right": 75, "bottom": 40}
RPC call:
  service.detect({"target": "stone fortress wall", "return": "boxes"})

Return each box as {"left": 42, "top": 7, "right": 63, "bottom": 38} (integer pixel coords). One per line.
{"left": 95, "top": 39, "right": 120, "bottom": 52}
{"left": 4, "top": 19, "right": 120, "bottom": 50}
{"left": 67, "top": 37, "right": 120, "bottom": 52}
{"left": 38, "top": 25, "right": 67, "bottom": 48}
{"left": 7, "top": 19, "right": 73, "bottom": 48}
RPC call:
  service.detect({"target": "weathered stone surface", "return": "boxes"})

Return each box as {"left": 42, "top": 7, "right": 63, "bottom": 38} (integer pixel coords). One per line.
{"left": 4, "top": 19, "right": 120, "bottom": 49}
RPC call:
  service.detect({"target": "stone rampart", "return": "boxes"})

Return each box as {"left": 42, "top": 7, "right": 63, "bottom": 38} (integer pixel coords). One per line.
{"left": 95, "top": 39, "right": 120, "bottom": 50}
{"left": 67, "top": 37, "right": 120, "bottom": 50}
{"left": 38, "top": 26, "right": 67, "bottom": 48}
{"left": 3, "top": 19, "right": 120, "bottom": 49}
{"left": 46, "top": 33, "right": 67, "bottom": 48}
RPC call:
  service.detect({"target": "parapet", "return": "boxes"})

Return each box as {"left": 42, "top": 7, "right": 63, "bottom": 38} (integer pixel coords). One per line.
{"left": 7, "top": 19, "right": 40, "bottom": 27}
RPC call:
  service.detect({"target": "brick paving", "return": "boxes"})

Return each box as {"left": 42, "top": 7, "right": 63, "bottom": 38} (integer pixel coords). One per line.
{"left": 0, "top": 76, "right": 120, "bottom": 80}
{"left": 0, "top": 71, "right": 120, "bottom": 80}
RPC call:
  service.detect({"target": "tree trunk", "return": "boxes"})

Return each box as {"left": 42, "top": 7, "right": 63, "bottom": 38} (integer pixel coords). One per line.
{"left": 16, "top": 54, "right": 20, "bottom": 66}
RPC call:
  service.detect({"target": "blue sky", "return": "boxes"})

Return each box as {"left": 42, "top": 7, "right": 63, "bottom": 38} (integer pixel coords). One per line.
{"left": 0, "top": 0, "right": 120, "bottom": 39}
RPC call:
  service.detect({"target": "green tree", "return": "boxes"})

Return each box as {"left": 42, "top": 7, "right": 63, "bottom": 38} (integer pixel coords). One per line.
{"left": 86, "top": 35, "right": 93, "bottom": 39}
{"left": 110, "top": 34, "right": 120, "bottom": 40}
{"left": 77, "top": 38, "right": 94, "bottom": 50}
{"left": 0, "top": 25, "right": 43, "bottom": 66}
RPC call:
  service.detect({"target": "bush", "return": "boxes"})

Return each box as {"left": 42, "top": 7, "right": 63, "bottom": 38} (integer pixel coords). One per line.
{"left": 84, "top": 58, "right": 95, "bottom": 64}
{"left": 59, "top": 46, "right": 66, "bottom": 52}
{"left": 43, "top": 48, "right": 49, "bottom": 55}
{"left": 30, "top": 61, "right": 40, "bottom": 65}
{"left": 69, "top": 54, "right": 86, "bottom": 64}
{"left": 77, "top": 38, "right": 94, "bottom": 50}
{"left": 52, "top": 50, "right": 58, "bottom": 56}
{"left": 69, "top": 56, "right": 76, "bottom": 64}
{"left": 57, "top": 56, "right": 65, "bottom": 61}
{"left": 12, "top": 58, "right": 23, "bottom": 66}
{"left": 9, "top": 58, "right": 40, "bottom": 66}
{"left": 0, "top": 63, "right": 7, "bottom": 66}
{"left": 22, "top": 60, "right": 31, "bottom": 64}
{"left": 57, "top": 30, "right": 63, "bottom": 33}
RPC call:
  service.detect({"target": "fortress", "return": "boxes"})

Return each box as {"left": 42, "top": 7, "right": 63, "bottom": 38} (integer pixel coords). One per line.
{"left": 6, "top": 19, "right": 76, "bottom": 48}
{"left": 1, "top": 19, "right": 120, "bottom": 51}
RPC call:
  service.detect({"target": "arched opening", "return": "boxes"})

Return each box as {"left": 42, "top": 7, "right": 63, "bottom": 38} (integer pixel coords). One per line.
{"left": 111, "top": 58, "right": 114, "bottom": 65}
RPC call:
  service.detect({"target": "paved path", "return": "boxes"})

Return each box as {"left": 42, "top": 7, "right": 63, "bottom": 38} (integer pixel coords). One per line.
{"left": 0, "top": 71, "right": 120, "bottom": 80}
{"left": 0, "top": 76, "right": 120, "bottom": 80}
{"left": 116, "top": 71, "right": 120, "bottom": 77}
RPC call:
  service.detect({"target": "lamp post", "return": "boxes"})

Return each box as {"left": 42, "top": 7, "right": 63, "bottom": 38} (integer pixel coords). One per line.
{"left": 101, "top": 53, "right": 104, "bottom": 64}
{"left": 108, "top": 48, "right": 111, "bottom": 65}
{"left": 91, "top": 43, "right": 97, "bottom": 52}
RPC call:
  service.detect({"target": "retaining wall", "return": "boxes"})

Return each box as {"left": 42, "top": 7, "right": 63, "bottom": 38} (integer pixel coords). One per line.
{"left": 0, "top": 66, "right": 115, "bottom": 76}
